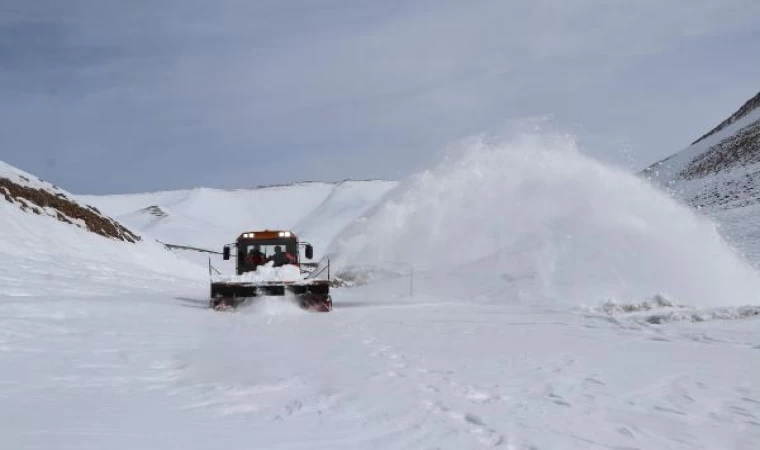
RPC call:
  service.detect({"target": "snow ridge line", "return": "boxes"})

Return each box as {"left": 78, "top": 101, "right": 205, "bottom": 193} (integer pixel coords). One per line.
{"left": 692, "top": 91, "right": 760, "bottom": 145}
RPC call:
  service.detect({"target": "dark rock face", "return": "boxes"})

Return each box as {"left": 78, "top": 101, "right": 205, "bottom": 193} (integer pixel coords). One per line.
{"left": 0, "top": 177, "right": 140, "bottom": 243}
{"left": 681, "top": 120, "right": 760, "bottom": 180}
{"left": 689, "top": 170, "right": 760, "bottom": 209}
{"left": 643, "top": 91, "right": 760, "bottom": 182}
{"left": 142, "top": 205, "right": 168, "bottom": 217}
{"left": 641, "top": 91, "right": 760, "bottom": 209}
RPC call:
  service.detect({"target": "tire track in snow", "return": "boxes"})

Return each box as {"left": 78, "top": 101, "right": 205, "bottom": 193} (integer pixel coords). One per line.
{"left": 361, "top": 333, "right": 507, "bottom": 447}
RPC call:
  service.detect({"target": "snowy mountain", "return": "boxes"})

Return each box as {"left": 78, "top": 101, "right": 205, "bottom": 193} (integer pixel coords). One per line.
{"left": 0, "top": 160, "right": 202, "bottom": 297}
{"left": 642, "top": 91, "right": 760, "bottom": 263}
{"left": 78, "top": 180, "right": 397, "bottom": 261}
{"left": 643, "top": 91, "right": 760, "bottom": 208}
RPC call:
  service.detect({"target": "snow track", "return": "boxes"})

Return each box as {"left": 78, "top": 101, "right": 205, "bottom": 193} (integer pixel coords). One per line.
{"left": 3, "top": 289, "right": 758, "bottom": 450}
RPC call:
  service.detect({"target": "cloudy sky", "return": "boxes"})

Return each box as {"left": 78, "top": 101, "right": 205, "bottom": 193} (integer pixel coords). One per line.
{"left": 2, "top": 0, "right": 759, "bottom": 194}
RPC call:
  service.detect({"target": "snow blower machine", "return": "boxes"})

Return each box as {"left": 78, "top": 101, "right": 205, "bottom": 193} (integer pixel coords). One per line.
{"left": 209, "top": 230, "right": 332, "bottom": 312}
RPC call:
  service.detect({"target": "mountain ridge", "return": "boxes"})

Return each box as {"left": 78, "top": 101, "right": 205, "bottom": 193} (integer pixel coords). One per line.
{"left": 691, "top": 91, "right": 760, "bottom": 146}
{"left": 642, "top": 90, "right": 760, "bottom": 210}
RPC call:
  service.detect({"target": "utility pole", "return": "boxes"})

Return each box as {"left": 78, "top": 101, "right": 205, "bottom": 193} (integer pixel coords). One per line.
{"left": 410, "top": 266, "right": 414, "bottom": 297}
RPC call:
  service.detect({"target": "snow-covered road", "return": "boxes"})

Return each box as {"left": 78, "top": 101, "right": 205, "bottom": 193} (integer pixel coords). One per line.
{"left": 3, "top": 287, "right": 758, "bottom": 450}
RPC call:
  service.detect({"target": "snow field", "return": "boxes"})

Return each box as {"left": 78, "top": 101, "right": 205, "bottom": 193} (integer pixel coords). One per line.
{"left": 2, "top": 290, "right": 758, "bottom": 450}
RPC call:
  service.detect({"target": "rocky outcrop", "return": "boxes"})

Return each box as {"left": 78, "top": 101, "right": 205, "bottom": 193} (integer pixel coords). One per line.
{"left": 642, "top": 90, "right": 760, "bottom": 210}
{"left": 0, "top": 177, "right": 140, "bottom": 243}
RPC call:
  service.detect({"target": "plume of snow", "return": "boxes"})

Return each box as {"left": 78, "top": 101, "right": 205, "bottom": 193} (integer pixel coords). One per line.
{"left": 330, "top": 131, "right": 760, "bottom": 307}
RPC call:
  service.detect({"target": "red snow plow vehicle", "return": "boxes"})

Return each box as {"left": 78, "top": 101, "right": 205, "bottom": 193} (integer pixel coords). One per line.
{"left": 209, "top": 230, "right": 332, "bottom": 312}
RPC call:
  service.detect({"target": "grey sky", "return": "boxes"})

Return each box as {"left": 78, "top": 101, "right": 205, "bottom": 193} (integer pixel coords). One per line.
{"left": 1, "top": 0, "right": 759, "bottom": 194}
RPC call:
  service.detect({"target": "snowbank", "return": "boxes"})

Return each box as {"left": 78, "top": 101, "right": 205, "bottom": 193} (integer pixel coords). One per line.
{"left": 587, "top": 295, "right": 760, "bottom": 325}
{"left": 330, "top": 132, "right": 760, "bottom": 308}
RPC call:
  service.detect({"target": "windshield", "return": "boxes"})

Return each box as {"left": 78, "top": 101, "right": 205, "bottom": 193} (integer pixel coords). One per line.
{"left": 238, "top": 238, "right": 298, "bottom": 270}
{"left": 243, "top": 243, "right": 296, "bottom": 261}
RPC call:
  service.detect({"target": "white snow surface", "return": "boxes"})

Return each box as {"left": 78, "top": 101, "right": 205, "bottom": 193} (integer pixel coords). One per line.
{"left": 709, "top": 204, "right": 760, "bottom": 268}
{"left": 3, "top": 286, "right": 759, "bottom": 449}
{"left": 3, "top": 143, "right": 760, "bottom": 450}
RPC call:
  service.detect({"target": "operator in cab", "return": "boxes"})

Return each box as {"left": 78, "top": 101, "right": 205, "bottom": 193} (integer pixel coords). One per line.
{"left": 246, "top": 245, "right": 267, "bottom": 269}
{"left": 269, "top": 245, "right": 296, "bottom": 267}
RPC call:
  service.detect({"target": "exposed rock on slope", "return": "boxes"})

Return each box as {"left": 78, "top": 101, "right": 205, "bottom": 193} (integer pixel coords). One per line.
{"left": 643, "top": 91, "right": 760, "bottom": 210}
{"left": 682, "top": 119, "right": 760, "bottom": 181}
{"left": 0, "top": 161, "right": 139, "bottom": 242}
{"left": 642, "top": 91, "right": 760, "bottom": 266}
{"left": 142, "top": 205, "right": 168, "bottom": 218}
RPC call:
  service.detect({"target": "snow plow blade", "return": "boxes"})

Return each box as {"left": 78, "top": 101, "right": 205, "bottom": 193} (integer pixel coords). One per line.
{"left": 209, "top": 280, "right": 332, "bottom": 312}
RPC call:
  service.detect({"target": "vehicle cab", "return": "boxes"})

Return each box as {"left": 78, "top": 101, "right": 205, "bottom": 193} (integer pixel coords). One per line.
{"left": 223, "top": 230, "right": 313, "bottom": 275}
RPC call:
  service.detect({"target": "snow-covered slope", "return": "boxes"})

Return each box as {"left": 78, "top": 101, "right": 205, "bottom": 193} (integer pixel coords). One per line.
{"left": 1, "top": 161, "right": 139, "bottom": 243}
{"left": 643, "top": 91, "right": 760, "bottom": 196}
{"left": 79, "top": 180, "right": 397, "bottom": 260}
{"left": 1, "top": 161, "right": 202, "bottom": 296}
{"left": 642, "top": 91, "right": 760, "bottom": 265}
{"left": 292, "top": 180, "right": 395, "bottom": 252}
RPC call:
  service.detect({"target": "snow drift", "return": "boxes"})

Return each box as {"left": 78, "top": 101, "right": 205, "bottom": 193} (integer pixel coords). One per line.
{"left": 330, "top": 132, "right": 760, "bottom": 307}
